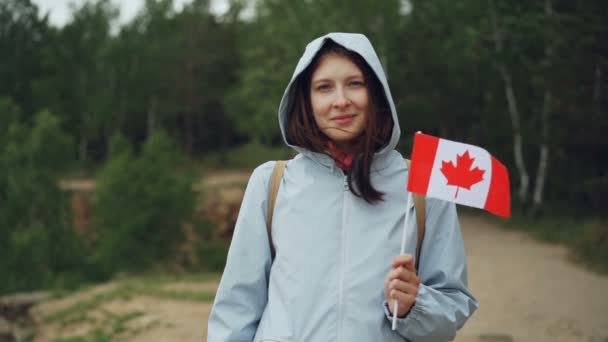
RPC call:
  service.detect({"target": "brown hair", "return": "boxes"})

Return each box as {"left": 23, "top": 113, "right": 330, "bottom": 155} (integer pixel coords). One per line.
{"left": 285, "top": 40, "right": 394, "bottom": 203}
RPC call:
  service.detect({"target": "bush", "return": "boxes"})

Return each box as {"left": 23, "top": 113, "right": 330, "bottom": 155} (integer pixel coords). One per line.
{"left": 574, "top": 221, "right": 608, "bottom": 274}
{"left": 197, "top": 242, "right": 229, "bottom": 272}
{"left": 92, "top": 131, "right": 195, "bottom": 276}
{"left": 0, "top": 110, "right": 85, "bottom": 294}
{"left": 201, "top": 140, "right": 294, "bottom": 170}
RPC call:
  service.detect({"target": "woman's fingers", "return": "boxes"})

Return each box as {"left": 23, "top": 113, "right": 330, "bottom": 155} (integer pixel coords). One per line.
{"left": 386, "top": 266, "right": 419, "bottom": 284}
{"left": 392, "top": 254, "right": 415, "bottom": 271}
{"left": 387, "top": 289, "right": 416, "bottom": 317}
{"left": 388, "top": 278, "right": 419, "bottom": 296}
{"left": 384, "top": 254, "right": 421, "bottom": 316}
{"left": 389, "top": 287, "right": 416, "bottom": 302}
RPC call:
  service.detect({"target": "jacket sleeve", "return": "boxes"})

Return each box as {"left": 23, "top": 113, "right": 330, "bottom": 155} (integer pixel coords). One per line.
{"left": 207, "top": 162, "right": 275, "bottom": 342}
{"left": 383, "top": 198, "right": 479, "bottom": 342}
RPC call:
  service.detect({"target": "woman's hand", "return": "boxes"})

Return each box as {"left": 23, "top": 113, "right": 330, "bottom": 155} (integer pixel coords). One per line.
{"left": 384, "top": 254, "right": 420, "bottom": 317}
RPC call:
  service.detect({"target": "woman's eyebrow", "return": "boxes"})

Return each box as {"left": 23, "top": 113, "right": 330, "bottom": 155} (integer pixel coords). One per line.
{"left": 312, "top": 75, "right": 363, "bottom": 84}
{"left": 311, "top": 78, "right": 332, "bottom": 85}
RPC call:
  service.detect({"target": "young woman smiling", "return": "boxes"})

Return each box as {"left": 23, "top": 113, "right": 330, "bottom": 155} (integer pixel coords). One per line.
{"left": 207, "top": 33, "right": 478, "bottom": 342}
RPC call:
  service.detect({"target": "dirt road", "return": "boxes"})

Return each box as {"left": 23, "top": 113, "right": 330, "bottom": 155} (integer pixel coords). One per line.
{"left": 456, "top": 214, "right": 608, "bottom": 342}
{"left": 29, "top": 214, "right": 608, "bottom": 341}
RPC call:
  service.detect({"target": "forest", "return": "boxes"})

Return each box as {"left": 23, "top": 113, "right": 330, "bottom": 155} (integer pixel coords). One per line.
{"left": 1, "top": 0, "right": 606, "bottom": 294}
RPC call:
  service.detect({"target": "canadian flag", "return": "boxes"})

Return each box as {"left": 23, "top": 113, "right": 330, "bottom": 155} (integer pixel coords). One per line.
{"left": 407, "top": 132, "right": 511, "bottom": 218}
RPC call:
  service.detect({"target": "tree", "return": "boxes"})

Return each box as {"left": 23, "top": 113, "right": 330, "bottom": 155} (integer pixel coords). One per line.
{"left": 92, "top": 131, "right": 195, "bottom": 275}
{"left": 47, "top": 0, "right": 118, "bottom": 162}
{"left": 0, "top": 110, "right": 78, "bottom": 294}
{"left": 0, "top": 0, "right": 51, "bottom": 118}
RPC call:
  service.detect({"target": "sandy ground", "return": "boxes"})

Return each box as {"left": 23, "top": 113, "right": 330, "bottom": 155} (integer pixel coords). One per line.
{"left": 29, "top": 214, "right": 608, "bottom": 341}
{"left": 456, "top": 215, "right": 608, "bottom": 342}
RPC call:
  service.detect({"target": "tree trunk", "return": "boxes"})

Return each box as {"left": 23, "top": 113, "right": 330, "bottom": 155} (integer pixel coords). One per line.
{"left": 185, "top": 111, "right": 194, "bottom": 153}
{"left": 490, "top": 0, "right": 529, "bottom": 203}
{"left": 532, "top": 92, "right": 550, "bottom": 217}
{"left": 531, "top": 0, "right": 554, "bottom": 218}
{"left": 593, "top": 63, "right": 602, "bottom": 107}
{"left": 147, "top": 98, "right": 157, "bottom": 138}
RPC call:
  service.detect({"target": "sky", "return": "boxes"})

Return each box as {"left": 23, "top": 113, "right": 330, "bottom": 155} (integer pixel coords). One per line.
{"left": 31, "top": 0, "right": 231, "bottom": 27}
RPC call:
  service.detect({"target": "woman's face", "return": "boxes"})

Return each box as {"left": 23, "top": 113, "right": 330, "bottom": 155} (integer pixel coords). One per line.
{"left": 310, "top": 53, "right": 369, "bottom": 151}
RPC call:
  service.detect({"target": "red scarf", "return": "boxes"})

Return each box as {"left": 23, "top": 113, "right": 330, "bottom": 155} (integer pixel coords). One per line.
{"left": 326, "top": 142, "right": 354, "bottom": 172}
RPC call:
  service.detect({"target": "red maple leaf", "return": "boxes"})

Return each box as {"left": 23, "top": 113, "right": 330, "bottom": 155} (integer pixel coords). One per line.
{"left": 440, "top": 150, "right": 486, "bottom": 199}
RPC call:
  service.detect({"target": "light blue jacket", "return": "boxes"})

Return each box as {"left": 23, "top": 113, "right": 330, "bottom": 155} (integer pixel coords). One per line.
{"left": 207, "top": 32, "right": 478, "bottom": 342}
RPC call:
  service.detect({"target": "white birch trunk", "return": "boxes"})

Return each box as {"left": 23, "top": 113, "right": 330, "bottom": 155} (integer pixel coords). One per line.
{"left": 147, "top": 98, "right": 157, "bottom": 138}
{"left": 532, "top": 0, "right": 554, "bottom": 211}
{"left": 490, "top": 0, "right": 529, "bottom": 202}
{"left": 532, "top": 94, "right": 550, "bottom": 209}
{"left": 593, "top": 63, "right": 602, "bottom": 106}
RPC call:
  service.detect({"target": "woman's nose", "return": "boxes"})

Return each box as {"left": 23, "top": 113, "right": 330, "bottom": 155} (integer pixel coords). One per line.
{"left": 333, "top": 89, "right": 351, "bottom": 109}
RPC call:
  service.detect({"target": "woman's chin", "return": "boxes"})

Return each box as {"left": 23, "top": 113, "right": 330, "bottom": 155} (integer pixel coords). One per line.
{"left": 327, "top": 137, "right": 358, "bottom": 151}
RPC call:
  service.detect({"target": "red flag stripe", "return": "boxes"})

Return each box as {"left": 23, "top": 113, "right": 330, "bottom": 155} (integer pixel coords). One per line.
{"left": 484, "top": 157, "right": 511, "bottom": 217}
{"left": 407, "top": 133, "right": 439, "bottom": 194}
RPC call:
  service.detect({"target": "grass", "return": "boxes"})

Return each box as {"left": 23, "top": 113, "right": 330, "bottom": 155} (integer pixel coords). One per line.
{"left": 47, "top": 291, "right": 117, "bottom": 325}
{"left": 125, "top": 271, "right": 221, "bottom": 283}
{"left": 46, "top": 272, "right": 220, "bottom": 326}
{"left": 28, "top": 272, "right": 221, "bottom": 341}
{"left": 52, "top": 311, "right": 144, "bottom": 342}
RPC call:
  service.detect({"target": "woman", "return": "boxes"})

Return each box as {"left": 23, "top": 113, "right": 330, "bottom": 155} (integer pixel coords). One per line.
{"left": 207, "top": 32, "right": 478, "bottom": 342}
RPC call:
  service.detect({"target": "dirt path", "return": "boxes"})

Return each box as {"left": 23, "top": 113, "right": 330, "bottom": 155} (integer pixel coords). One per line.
{"left": 456, "top": 214, "right": 608, "bottom": 342}
{"left": 28, "top": 214, "right": 608, "bottom": 341}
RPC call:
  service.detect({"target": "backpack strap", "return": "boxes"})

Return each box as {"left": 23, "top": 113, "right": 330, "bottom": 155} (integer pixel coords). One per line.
{"left": 412, "top": 193, "right": 426, "bottom": 271}
{"left": 406, "top": 159, "right": 427, "bottom": 272}
{"left": 267, "top": 160, "right": 287, "bottom": 258}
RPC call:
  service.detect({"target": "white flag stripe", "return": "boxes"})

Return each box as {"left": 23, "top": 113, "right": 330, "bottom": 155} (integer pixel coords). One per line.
{"left": 426, "top": 139, "right": 493, "bottom": 208}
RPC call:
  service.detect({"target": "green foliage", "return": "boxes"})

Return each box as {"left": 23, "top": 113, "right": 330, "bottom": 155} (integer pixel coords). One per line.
{"left": 0, "top": 97, "right": 21, "bottom": 140}
{"left": 92, "top": 131, "right": 195, "bottom": 275}
{"left": 202, "top": 140, "right": 294, "bottom": 170}
{"left": 107, "top": 133, "right": 133, "bottom": 157}
{"left": 40, "top": 0, "right": 119, "bottom": 162}
{"left": 0, "top": 0, "right": 605, "bottom": 296}
{"left": 0, "top": 0, "right": 51, "bottom": 117}
{"left": 197, "top": 241, "right": 229, "bottom": 272}
{"left": 4, "top": 223, "right": 52, "bottom": 289}
{"left": 574, "top": 221, "right": 608, "bottom": 274}
{"left": 0, "top": 0, "right": 606, "bottom": 218}
{"left": 0, "top": 110, "right": 85, "bottom": 294}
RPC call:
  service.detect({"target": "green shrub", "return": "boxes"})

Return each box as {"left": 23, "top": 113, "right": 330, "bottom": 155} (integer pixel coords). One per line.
{"left": 202, "top": 140, "right": 294, "bottom": 170}
{"left": 574, "top": 221, "right": 608, "bottom": 274}
{"left": 0, "top": 97, "right": 20, "bottom": 143}
{"left": 197, "top": 242, "right": 229, "bottom": 272}
{"left": 0, "top": 110, "right": 85, "bottom": 294}
{"left": 92, "top": 131, "right": 195, "bottom": 276}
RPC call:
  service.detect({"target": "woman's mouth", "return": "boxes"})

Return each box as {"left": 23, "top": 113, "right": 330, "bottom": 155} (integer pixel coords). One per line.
{"left": 332, "top": 114, "right": 356, "bottom": 125}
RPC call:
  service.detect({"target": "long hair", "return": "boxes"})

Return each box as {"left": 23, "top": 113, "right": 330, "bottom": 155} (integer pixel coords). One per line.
{"left": 285, "top": 40, "right": 394, "bottom": 204}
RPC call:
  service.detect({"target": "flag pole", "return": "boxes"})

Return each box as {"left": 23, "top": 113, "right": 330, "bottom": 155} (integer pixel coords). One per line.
{"left": 392, "top": 191, "right": 412, "bottom": 330}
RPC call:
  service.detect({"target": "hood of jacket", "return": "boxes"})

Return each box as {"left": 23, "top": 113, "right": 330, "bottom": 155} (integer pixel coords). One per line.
{"left": 277, "top": 32, "right": 401, "bottom": 166}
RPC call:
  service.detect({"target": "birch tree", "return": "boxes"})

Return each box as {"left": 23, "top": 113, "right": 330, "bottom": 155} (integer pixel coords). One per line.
{"left": 531, "top": 0, "right": 554, "bottom": 216}
{"left": 489, "top": 0, "right": 529, "bottom": 204}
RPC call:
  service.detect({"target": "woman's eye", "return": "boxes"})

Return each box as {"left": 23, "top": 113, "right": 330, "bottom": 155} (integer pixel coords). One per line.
{"left": 317, "top": 84, "right": 332, "bottom": 91}
{"left": 349, "top": 80, "right": 365, "bottom": 87}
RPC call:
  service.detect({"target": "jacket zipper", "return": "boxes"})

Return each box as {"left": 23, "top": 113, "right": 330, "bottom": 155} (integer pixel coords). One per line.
{"left": 337, "top": 175, "right": 348, "bottom": 342}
